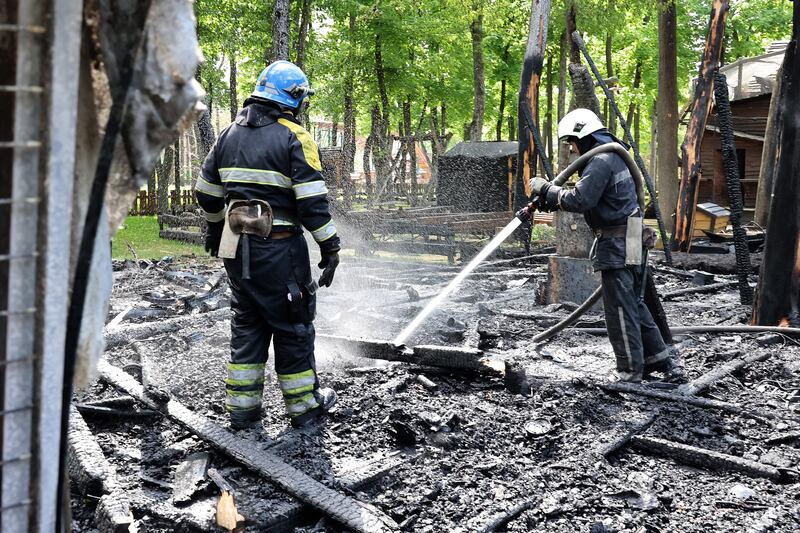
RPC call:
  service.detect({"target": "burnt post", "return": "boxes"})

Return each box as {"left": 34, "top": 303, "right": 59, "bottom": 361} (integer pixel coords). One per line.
{"left": 753, "top": 3, "right": 800, "bottom": 326}
{"left": 713, "top": 71, "right": 753, "bottom": 304}
{"left": 515, "top": 0, "right": 552, "bottom": 208}
{"left": 672, "top": 0, "right": 729, "bottom": 252}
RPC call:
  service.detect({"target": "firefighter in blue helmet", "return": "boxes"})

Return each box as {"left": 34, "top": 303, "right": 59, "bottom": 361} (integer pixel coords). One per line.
{"left": 195, "top": 61, "right": 339, "bottom": 429}
{"left": 532, "top": 109, "right": 685, "bottom": 384}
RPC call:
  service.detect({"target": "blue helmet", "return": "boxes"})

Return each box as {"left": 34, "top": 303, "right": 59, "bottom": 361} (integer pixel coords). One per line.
{"left": 251, "top": 60, "right": 315, "bottom": 110}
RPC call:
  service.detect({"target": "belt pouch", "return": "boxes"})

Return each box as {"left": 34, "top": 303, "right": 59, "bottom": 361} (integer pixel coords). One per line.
{"left": 625, "top": 216, "right": 643, "bottom": 266}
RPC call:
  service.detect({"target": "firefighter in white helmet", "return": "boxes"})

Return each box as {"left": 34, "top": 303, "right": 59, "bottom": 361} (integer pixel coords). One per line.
{"left": 532, "top": 108, "right": 685, "bottom": 383}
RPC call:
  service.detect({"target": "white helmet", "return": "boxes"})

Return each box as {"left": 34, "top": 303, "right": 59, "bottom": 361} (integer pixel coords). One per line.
{"left": 557, "top": 108, "right": 605, "bottom": 140}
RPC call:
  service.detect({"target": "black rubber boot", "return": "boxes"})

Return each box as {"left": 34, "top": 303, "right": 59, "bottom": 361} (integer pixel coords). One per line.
{"left": 290, "top": 388, "right": 337, "bottom": 429}
{"left": 229, "top": 410, "right": 260, "bottom": 430}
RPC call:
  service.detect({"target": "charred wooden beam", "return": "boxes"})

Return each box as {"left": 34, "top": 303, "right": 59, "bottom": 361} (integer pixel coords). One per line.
{"left": 316, "top": 334, "right": 504, "bottom": 374}
{"left": 713, "top": 70, "right": 753, "bottom": 304}
{"left": 67, "top": 405, "right": 115, "bottom": 496}
{"left": 104, "top": 308, "right": 230, "bottom": 349}
{"left": 672, "top": 0, "right": 730, "bottom": 251}
{"left": 678, "top": 351, "right": 771, "bottom": 396}
{"left": 596, "top": 411, "right": 659, "bottom": 459}
{"left": 97, "top": 360, "right": 398, "bottom": 533}
{"left": 753, "top": 7, "right": 800, "bottom": 326}
{"left": 67, "top": 406, "right": 135, "bottom": 532}
{"left": 630, "top": 435, "right": 781, "bottom": 480}
{"left": 655, "top": 251, "right": 761, "bottom": 275}
{"left": 661, "top": 280, "right": 737, "bottom": 301}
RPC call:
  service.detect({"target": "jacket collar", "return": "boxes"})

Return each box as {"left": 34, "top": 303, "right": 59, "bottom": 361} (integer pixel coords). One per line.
{"left": 236, "top": 98, "right": 299, "bottom": 128}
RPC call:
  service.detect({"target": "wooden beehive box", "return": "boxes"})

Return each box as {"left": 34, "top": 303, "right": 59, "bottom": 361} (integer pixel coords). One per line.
{"left": 693, "top": 202, "right": 730, "bottom": 237}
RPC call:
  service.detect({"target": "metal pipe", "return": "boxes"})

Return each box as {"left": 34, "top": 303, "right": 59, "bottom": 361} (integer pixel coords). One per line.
{"left": 573, "top": 325, "right": 800, "bottom": 337}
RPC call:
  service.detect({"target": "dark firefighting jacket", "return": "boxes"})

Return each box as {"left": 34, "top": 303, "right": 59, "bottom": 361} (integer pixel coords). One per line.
{"left": 195, "top": 99, "right": 340, "bottom": 253}
{"left": 545, "top": 141, "right": 639, "bottom": 271}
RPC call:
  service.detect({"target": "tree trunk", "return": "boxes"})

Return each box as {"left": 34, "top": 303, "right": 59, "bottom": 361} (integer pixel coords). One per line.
{"left": 508, "top": 116, "right": 515, "bottom": 142}
{"left": 673, "top": 0, "right": 730, "bottom": 252}
{"left": 568, "top": 63, "right": 601, "bottom": 116}
{"left": 496, "top": 45, "right": 510, "bottom": 141}
{"left": 753, "top": 66, "right": 783, "bottom": 227}
{"left": 173, "top": 139, "right": 181, "bottom": 198}
{"left": 752, "top": 5, "right": 800, "bottom": 326}
{"left": 157, "top": 147, "right": 173, "bottom": 215}
{"left": 468, "top": 0, "right": 486, "bottom": 141}
{"left": 605, "top": 31, "right": 616, "bottom": 135}
{"left": 515, "top": 0, "right": 551, "bottom": 207}
{"left": 656, "top": 0, "right": 679, "bottom": 233}
{"left": 634, "top": 104, "right": 640, "bottom": 149}
{"left": 229, "top": 50, "right": 238, "bottom": 123}
{"left": 625, "top": 60, "right": 642, "bottom": 127}
{"left": 404, "top": 98, "right": 417, "bottom": 202}
{"left": 567, "top": 2, "right": 579, "bottom": 64}
{"left": 545, "top": 53, "right": 554, "bottom": 160}
{"left": 270, "top": 0, "right": 291, "bottom": 63}
{"left": 372, "top": 34, "right": 392, "bottom": 203}
{"left": 294, "top": 0, "right": 311, "bottom": 70}
{"left": 557, "top": 29, "right": 569, "bottom": 170}
{"left": 342, "top": 11, "right": 356, "bottom": 207}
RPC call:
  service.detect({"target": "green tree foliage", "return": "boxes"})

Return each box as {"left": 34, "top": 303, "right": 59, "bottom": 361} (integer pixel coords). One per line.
{"left": 193, "top": 0, "right": 793, "bottom": 156}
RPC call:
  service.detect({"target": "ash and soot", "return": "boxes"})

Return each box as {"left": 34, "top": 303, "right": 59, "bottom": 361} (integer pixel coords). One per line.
{"left": 70, "top": 242, "right": 800, "bottom": 532}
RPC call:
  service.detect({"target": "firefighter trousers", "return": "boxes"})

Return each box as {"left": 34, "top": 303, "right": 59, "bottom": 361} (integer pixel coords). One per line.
{"left": 222, "top": 233, "right": 320, "bottom": 422}
{"left": 601, "top": 265, "right": 670, "bottom": 378}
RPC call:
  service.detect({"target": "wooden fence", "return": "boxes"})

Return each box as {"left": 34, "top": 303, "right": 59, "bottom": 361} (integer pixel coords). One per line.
{"left": 130, "top": 189, "right": 198, "bottom": 216}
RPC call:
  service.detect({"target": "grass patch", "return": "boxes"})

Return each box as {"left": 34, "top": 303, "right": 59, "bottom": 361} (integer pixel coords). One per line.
{"left": 112, "top": 216, "right": 205, "bottom": 260}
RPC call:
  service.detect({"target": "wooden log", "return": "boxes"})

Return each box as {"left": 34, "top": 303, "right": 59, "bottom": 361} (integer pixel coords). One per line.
{"left": 678, "top": 351, "right": 771, "bottom": 396}
{"left": 600, "top": 381, "right": 749, "bottom": 416}
{"left": 478, "top": 498, "right": 536, "bottom": 533}
{"left": 630, "top": 435, "right": 781, "bottom": 480}
{"left": 97, "top": 360, "right": 397, "bottom": 533}
{"left": 672, "top": 0, "right": 730, "bottom": 252}
{"left": 753, "top": 7, "right": 800, "bottom": 326}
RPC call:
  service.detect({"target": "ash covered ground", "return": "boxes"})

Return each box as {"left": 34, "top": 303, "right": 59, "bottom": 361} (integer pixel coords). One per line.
{"left": 71, "top": 248, "right": 800, "bottom": 532}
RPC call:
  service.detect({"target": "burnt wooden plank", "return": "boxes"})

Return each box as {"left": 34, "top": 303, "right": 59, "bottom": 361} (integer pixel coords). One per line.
{"left": 172, "top": 452, "right": 210, "bottom": 505}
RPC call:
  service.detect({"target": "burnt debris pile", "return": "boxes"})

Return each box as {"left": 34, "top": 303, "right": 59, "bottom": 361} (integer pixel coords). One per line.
{"left": 68, "top": 251, "right": 800, "bottom": 532}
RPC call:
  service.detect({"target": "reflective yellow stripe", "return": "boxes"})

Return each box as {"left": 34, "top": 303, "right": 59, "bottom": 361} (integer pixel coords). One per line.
{"left": 277, "top": 369, "right": 316, "bottom": 381}
{"left": 195, "top": 175, "right": 224, "bottom": 197}
{"left": 278, "top": 373, "right": 316, "bottom": 394}
{"left": 219, "top": 168, "right": 292, "bottom": 189}
{"left": 311, "top": 221, "right": 337, "bottom": 243}
{"left": 285, "top": 392, "right": 320, "bottom": 416}
{"left": 228, "top": 363, "right": 266, "bottom": 371}
{"left": 227, "top": 367, "right": 265, "bottom": 383}
{"left": 278, "top": 118, "right": 322, "bottom": 171}
{"left": 204, "top": 207, "right": 226, "bottom": 223}
{"left": 293, "top": 180, "right": 328, "bottom": 200}
{"left": 226, "top": 391, "right": 262, "bottom": 409}
{"left": 273, "top": 218, "right": 295, "bottom": 226}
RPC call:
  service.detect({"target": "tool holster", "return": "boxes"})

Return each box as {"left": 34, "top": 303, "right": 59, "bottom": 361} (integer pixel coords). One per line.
{"left": 218, "top": 199, "right": 274, "bottom": 279}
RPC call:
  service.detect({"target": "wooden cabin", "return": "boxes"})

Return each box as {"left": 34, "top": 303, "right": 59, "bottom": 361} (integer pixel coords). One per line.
{"left": 695, "top": 41, "right": 786, "bottom": 220}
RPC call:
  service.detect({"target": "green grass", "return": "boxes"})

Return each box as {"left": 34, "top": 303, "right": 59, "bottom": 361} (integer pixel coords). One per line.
{"left": 112, "top": 216, "right": 205, "bottom": 260}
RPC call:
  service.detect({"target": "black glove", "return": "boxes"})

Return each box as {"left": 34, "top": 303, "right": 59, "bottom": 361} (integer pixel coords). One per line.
{"left": 205, "top": 221, "right": 224, "bottom": 257}
{"left": 317, "top": 250, "right": 340, "bottom": 288}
